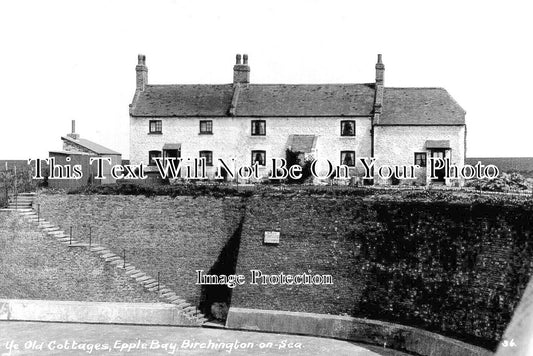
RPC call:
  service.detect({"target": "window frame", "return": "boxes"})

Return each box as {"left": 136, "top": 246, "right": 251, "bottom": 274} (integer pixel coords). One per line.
{"left": 414, "top": 152, "right": 427, "bottom": 167}
{"left": 199, "top": 150, "right": 213, "bottom": 166}
{"left": 199, "top": 120, "right": 213, "bottom": 135}
{"left": 251, "top": 120, "right": 266, "bottom": 136}
{"left": 148, "top": 150, "right": 162, "bottom": 166}
{"left": 149, "top": 120, "right": 162, "bottom": 134}
{"left": 340, "top": 120, "right": 356, "bottom": 136}
{"left": 251, "top": 150, "right": 266, "bottom": 166}
{"left": 340, "top": 150, "right": 356, "bottom": 167}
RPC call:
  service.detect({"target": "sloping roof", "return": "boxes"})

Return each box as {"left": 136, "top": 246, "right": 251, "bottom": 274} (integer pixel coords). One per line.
{"left": 379, "top": 88, "right": 465, "bottom": 125}
{"left": 130, "top": 84, "right": 465, "bottom": 125}
{"left": 131, "top": 84, "right": 376, "bottom": 117}
{"left": 132, "top": 84, "right": 235, "bottom": 117}
{"left": 287, "top": 135, "right": 318, "bottom": 153}
{"left": 236, "top": 84, "right": 375, "bottom": 116}
{"left": 61, "top": 136, "right": 121, "bottom": 155}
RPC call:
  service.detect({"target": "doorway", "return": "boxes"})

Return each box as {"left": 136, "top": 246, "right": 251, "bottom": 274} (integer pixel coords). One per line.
{"left": 430, "top": 149, "right": 446, "bottom": 182}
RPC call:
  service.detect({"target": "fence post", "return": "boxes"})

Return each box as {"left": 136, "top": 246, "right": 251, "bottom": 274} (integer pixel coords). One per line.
{"left": 89, "top": 226, "right": 92, "bottom": 247}
{"left": 37, "top": 204, "right": 40, "bottom": 224}
{"left": 157, "top": 272, "right": 160, "bottom": 292}
{"left": 69, "top": 226, "right": 72, "bottom": 245}
{"left": 123, "top": 249, "right": 126, "bottom": 268}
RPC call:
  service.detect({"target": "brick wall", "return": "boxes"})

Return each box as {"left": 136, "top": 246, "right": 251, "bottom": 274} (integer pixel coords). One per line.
{"left": 35, "top": 191, "right": 533, "bottom": 349}
{"left": 36, "top": 193, "right": 246, "bottom": 307}
{"left": 231, "top": 195, "right": 533, "bottom": 349}
{"left": 0, "top": 212, "right": 160, "bottom": 303}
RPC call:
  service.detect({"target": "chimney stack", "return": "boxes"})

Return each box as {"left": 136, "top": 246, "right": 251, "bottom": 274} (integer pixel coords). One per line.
{"left": 373, "top": 54, "right": 385, "bottom": 119}
{"left": 136, "top": 54, "right": 148, "bottom": 91}
{"left": 233, "top": 53, "right": 250, "bottom": 85}
{"left": 67, "top": 120, "right": 80, "bottom": 140}
{"left": 375, "top": 53, "right": 384, "bottom": 84}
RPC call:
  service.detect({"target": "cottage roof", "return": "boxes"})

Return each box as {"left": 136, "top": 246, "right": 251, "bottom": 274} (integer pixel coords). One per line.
{"left": 378, "top": 88, "right": 466, "bottom": 125}
{"left": 130, "top": 84, "right": 465, "bottom": 125}
{"left": 61, "top": 136, "right": 121, "bottom": 155}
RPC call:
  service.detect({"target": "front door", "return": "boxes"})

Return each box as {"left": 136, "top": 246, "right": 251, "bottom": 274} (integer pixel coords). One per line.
{"left": 163, "top": 149, "right": 180, "bottom": 165}
{"left": 430, "top": 149, "right": 446, "bottom": 182}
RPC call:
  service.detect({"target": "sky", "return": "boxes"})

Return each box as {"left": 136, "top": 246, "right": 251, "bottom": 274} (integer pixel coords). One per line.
{"left": 0, "top": 0, "right": 532, "bottom": 160}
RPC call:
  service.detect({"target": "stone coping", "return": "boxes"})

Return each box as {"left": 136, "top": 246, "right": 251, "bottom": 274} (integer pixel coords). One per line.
{"left": 0, "top": 299, "right": 200, "bottom": 326}
{"left": 226, "top": 307, "right": 493, "bottom": 356}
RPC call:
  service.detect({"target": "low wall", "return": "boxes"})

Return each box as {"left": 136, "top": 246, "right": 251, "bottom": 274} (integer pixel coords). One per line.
{"left": 0, "top": 299, "right": 200, "bottom": 326}
{"left": 226, "top": 307, "right": 493, "bottom": 356}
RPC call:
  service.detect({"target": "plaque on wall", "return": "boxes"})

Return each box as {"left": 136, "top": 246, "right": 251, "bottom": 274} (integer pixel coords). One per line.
{"left": 264, "top": 231, "right": 280, "bottom": 245}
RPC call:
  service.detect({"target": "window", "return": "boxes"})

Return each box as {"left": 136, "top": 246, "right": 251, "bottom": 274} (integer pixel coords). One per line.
{"left": 251, "top": 150, "right": 266, "bottom": 166}
{"left": 148, "top": 150, "right": 161, "bottom": 166}
{"left": 251, "top": 120, "right": 266, "bottom": 136}
{"left": 340, "top": 151, "right": 355, "bottom": 167}
{"left": 414, "top": 152, "right": 427, "bottom": 167}
{"left": 199, "top": 151, "right": 213, "bottom": 166}
{"left": 340, "top": 120, "right": 355, "bottom": 136}
{"left": 149, "top": 120, "right": 162, "bottom": 134}
{"left": 199, "top": 120, "right": 213, "bottom": 134}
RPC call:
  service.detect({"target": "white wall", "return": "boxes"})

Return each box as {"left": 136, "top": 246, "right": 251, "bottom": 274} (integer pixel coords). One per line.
{"left": 373, "top": 125, "right": 466, "bottom": 185}
{"left": 130, "top": 116, "right": 372, "bottom": 181}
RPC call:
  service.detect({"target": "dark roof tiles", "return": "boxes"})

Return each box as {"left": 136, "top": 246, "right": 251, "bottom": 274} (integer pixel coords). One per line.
{"left": 130, "top": 84, "right": 465, "bottom": 125}
{"left": 379, "top": 88, "right": 465, "bottom": 125}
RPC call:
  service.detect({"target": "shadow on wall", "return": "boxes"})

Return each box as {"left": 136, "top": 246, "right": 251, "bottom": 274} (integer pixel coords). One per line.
{"left": 199, "top": 216, "right": 245, "bottom": 320}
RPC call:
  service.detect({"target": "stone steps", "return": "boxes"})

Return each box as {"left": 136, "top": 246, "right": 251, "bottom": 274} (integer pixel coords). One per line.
{"left": 9, "top": 198, "right": 206, "bottom": 326}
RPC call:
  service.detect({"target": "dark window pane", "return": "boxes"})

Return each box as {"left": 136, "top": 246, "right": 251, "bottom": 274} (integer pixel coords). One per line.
{"left": 251, "top": 120, "right": 266, "bottom": 135}
{"left": 200, "top": 151, "right": 213, "bottom": 166}
{"left": 341, "top": 151, "right": 355, "bottom": 167}
{"left": 251, "top": 150, "right": 266, "bottom": 166}
{"left": 341, "top": 121, "right": 355, "bottom": 136}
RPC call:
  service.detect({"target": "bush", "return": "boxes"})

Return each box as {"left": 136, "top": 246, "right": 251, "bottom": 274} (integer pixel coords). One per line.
{"left": 466, "top": 172, "right": 532, "bottom": 192}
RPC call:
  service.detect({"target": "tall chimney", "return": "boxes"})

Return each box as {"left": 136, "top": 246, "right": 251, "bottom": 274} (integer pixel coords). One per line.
{"left": 233, "top": 53, "right": 250, "bottom": 85}
{"left": 375, "top": 53, "right": 385, "bottom": 84}
{"left": 374, "top": 54, "right": 385, "bottom": 117}
{"left": 67, "top": 120, "right": 79, "bottom": 140}
{"left": 136, "top": 54, "right": 148, "bottom": 91}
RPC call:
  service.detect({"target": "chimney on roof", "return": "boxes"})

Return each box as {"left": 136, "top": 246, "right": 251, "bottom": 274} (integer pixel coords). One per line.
{"left": 136, "top": 54, "right": 148, "bottom": 91}
{"left": 233, "top": 53, "right": 250, "bottom": 85}
{"left": 67, "top": 120, "right": 79, "bottom": 140}
{"left": 375, "top": 54, "right": 384, "bottom": 84}
{"left": 373, "top": 54, "right": 385, "bottom": 118}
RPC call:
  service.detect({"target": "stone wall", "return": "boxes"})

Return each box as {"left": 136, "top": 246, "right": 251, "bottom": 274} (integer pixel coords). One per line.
{"left": 0, "top": 211, "right": 160, "bottom": 303}
{"left": 35, "top": 191, "right": 533, "bottom": 350}
{"left": 36, "top": 193, "right": 246, "bottom": 307}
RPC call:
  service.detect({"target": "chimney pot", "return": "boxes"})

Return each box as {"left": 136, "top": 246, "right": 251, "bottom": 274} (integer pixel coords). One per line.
{"left": 136, "top": 54, "right": 148, "bottom": 91}
{"left": 71, "top": 120, "right": 75, "bottom": 134}
{"left": 377, "top": 54, "right": 382, "bottom": 64}
{"left": 243, "top": 54, "right": 248, "bottom": 65}
{"left": 233, "top": 54, "right": 250, "bottom": 85}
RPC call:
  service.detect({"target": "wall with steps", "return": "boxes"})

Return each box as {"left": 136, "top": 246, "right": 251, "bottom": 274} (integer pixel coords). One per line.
{"left": 35, "top": 193, "right": 245, "bottom": 321}
{"left": 1, "top": 194, "right": 206, "bottom": 325}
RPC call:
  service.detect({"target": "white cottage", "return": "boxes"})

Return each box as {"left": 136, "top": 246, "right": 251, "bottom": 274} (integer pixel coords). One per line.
{"left": 129, "top": 54, "right": 466, "bottom": 185}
